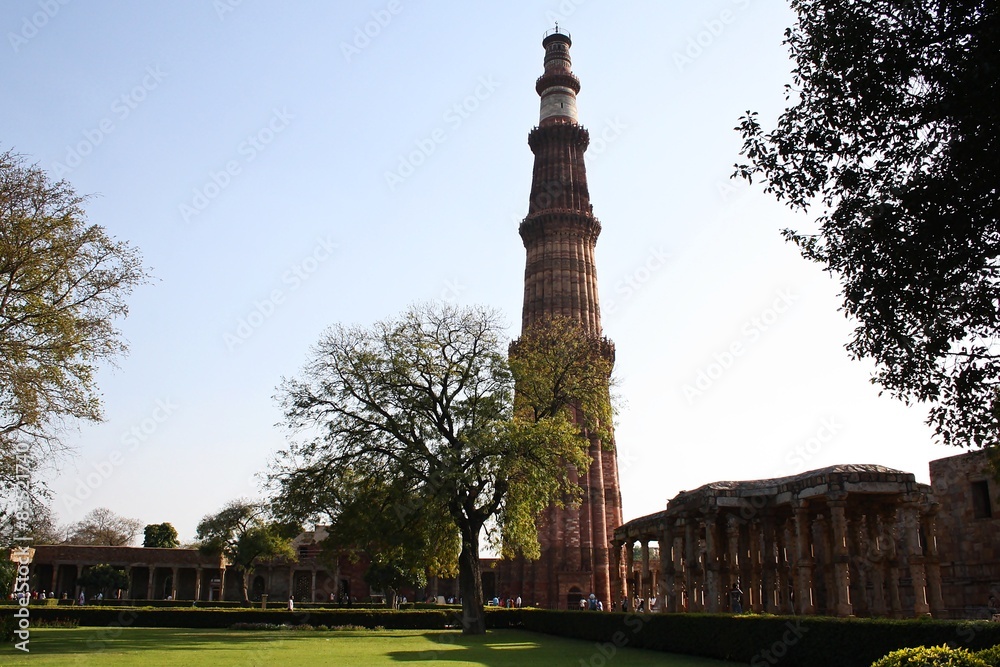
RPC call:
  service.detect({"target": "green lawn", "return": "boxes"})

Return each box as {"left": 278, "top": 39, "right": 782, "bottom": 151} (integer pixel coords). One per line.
{"left": 3, "top": 627, "right": 742, "bottom": 666}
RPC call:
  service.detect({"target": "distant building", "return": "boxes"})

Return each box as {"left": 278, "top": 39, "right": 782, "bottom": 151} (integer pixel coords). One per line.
{"left": 12, "top": 526, "right": 497, "bottom": 604}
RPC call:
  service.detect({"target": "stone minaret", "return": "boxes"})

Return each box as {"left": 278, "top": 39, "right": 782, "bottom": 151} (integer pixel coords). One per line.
{"left": 499, "top": 28, "right": 624, "bottom": 609}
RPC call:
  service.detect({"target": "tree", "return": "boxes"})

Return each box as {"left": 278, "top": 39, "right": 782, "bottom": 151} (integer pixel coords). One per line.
{"left": 143, "top": 522, "right": 180, "bottom": 548}
{"left": 77, "top": 563, "right": 130, "bottom": 599}
{"left": 275, "top": 304, "right": 613, "bottom": 634}
{"left": 65, "top": 507, "right": 142, "bottom": 546}
{"left": 196, "top": 500, "right": 298, "bottom": 605}
{"left": 0, "top": 149, "right": 149, "bottom": 479}
{"left": 734, "top": 1, "right": 1000, "bottom": 449}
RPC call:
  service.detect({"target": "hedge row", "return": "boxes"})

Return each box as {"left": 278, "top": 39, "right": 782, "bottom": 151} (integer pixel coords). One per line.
{"left": 515, "top": 611, "right": 1000, "bottom": 667}
{"left": 4, "top": 607, "right": 466, "bottom": 630}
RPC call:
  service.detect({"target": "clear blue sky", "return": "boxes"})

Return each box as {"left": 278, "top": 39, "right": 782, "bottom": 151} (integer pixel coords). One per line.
{"left": 2, "top": 0, "right": 948, "bottom": 544}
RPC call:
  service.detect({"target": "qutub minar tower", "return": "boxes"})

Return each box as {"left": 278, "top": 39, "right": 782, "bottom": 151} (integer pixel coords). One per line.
{"left": 498, "top": 28, "right": 624, "bottom": 609}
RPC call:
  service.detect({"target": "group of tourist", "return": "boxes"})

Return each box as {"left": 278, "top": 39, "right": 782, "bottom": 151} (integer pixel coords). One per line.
{"left": 10, "top": 590, "right": 105, "bottom": 605}
{"left": 490, "top": 596, "right": 522, "bottom": 608}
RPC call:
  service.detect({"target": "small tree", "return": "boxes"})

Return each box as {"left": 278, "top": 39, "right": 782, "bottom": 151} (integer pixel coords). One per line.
{"left": 143, "top": 523, "right": 179, "bottom": 548}
{"left": 77, "top": 564, "right": 129, "bottom": 599}
{"left": 196, "top": 500, "right": 297, "bottom": 605}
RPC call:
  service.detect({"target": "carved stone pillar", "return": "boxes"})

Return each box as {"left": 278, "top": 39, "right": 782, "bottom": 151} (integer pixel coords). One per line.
{"left": 883, "top": 509, "right": 902, "bottom": 617}
{"left": 194, "top": 568, "right": 202, "bottom": 602}
{"left": 684, "top": 520, "right": 696, "bottom": 612}
{"left": 640, "top": 540, "right": 651, "bottom": 601}
{"left": 828, "top": 498, "right": 853, "bottom": 616}
{"left": 902, "top": 500, "right": 930, "bottom": 616}
{"left": 660, "top": 525, "right": 675, "bottom": 612}
{"left": 760, "top": 512, "right": 776, "bottom": 612}
{"left": 170, "top": 567, "right": 179, "bottom": 600}
{"left": 624, "top": 539, "right": 634, "bottom": 602}
{"left": 704, "top": 513, "right": 720, "bottom": 612}
{"left": 793, "top": 501, "right": 815, "bottom": 614}
{"left": 147, "top": 566, "right": 155, "bottom": 600}
{"left": 867, "top": 512, "right": 888, "bottom": 616}
{"left": 922, "top": 508, "right": 944, "bottom": 616}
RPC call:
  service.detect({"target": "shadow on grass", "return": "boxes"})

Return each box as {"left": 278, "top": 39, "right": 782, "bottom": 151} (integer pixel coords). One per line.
{"left": 30, "top": 628, "right": 323, "bottom": 656}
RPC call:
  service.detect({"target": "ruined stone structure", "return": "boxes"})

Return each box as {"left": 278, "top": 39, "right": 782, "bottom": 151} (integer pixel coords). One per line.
{"left": 931, "top": 449, "right": 1000, "bottom": 614}
{"left": 496, "top": 28, "right": 624, "bottom": 609}
{"left": 615, "top": 456, "right": 1000, "bottom": 619}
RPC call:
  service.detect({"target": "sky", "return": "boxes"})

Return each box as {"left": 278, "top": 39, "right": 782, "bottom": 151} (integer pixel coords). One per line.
{"left": 2, "top": 0, "right": 952, "bottom": 545}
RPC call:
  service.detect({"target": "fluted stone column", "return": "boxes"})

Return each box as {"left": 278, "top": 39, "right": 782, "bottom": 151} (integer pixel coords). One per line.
{"left": 194, "top": 568, "right": 202, "bottom": 602}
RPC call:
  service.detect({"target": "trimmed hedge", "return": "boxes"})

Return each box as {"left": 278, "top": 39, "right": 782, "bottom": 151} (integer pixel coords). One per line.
{"left": 1, "top": 607, "right": 459, "bottom": 630}
{"left": 514, "top": 611, "right": 1000, "bottom": 667}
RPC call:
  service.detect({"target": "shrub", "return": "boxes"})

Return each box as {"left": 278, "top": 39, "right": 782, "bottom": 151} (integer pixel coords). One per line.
{"left": 871, "top": 645, "right": 989, "bottom": 667}
{"left": 0, "top": 614, "right": 14, "bottom": 642}
{"left": 976, "top": 646, "right": 1000, "bottom": 667}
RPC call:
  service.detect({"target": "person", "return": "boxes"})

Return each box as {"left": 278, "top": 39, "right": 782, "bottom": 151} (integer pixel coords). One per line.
{"left": 78, "top": 591, "right": 85, "bottom": 606}
{"left": 515, "top": 595, "right": 522, "bottom": 608}
{"left": 730, "top": 582, "right": 744, "bottom": 614}
{"left": 287, "top": 595, "right": 294, "bottom": 611}
{"left": 621, "top": 596, "right": 629, "bottom": 613}
{"left": 596, "top": 599, "right": 604, "bottom": 611}
{"left": 988, "top": 594, "right": 999, "bottom": 619}
{"left": 578, "top": 597, "right": 587, "bottom": 610}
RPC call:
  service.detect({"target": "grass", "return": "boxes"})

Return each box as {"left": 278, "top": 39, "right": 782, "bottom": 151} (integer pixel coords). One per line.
{"left": 2, "top": 627, "right": 743, "bottom": 666}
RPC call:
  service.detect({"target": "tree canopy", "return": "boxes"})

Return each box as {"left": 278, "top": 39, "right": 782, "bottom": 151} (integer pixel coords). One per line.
{"left": 735, "top": 0, "right": 1000, "bottom": 449}
{"left": 143, "top": 522, "right": 180, "bottom": 548}
{"left": 64, "top": 507, "right": 142, "bottom": 546}
{"left": 196, "top": 499, "right": 297, "bottom": 604}
{"left": 275, "top": 303, "right": 613, "bottom": 633}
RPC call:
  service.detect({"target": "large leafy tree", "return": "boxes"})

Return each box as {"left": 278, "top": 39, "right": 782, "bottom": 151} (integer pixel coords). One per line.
{"left": 64, "top": 507, "right": 142, "bottom": 546}
{"left": 143, "top": 522, "right": 180, "bottom": 548}
{"left": 196, "top": 500, "right": 298, "bottom": 605}
{"left": 735, "top": 1, "right": 1000, "bottom": 449}
{"left": 0, "top": 149, "right": 148, "bottom": 476}
{"left": 276, "top": 304, "right": 612, "bottom": 634}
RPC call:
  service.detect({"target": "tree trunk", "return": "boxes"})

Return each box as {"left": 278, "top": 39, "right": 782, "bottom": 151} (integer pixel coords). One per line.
{"left": 458, "top": 520, "right": 485, "bottom": 635}
{"left": 241, "top": 569, "right": 251, "bottom": 606}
